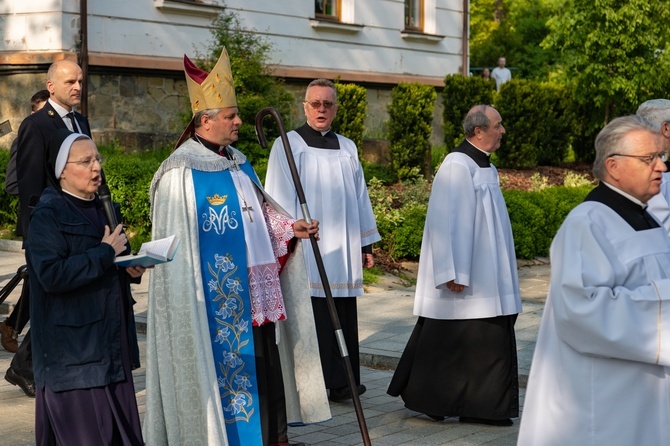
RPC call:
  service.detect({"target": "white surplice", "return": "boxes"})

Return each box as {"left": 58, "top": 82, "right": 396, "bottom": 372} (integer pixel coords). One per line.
{"left": 517, "top": 201, "right": 670, "bottom": 446}
{"left": 264, "top": 131, "right": 380, "bottom": 297}
{"left": 414, "top": 151, "right": 522, "bottom": 320}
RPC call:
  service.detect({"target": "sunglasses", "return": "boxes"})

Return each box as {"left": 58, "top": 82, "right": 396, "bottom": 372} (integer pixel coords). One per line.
{"left": 304, "top": 100, "right": 336, "bottom": 110}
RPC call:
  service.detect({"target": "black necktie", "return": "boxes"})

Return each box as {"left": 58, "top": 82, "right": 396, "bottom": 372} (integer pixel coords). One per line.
{"left": 66, "top": 112, "right": 79, "bottom": 133}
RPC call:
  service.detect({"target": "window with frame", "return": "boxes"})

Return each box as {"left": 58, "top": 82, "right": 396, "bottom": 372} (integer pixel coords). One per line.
{"left": 316, "top": 0, "right": 341, "bottom": 20}
{"left": 405, "top": 0, "right": 423, "bottom": 31}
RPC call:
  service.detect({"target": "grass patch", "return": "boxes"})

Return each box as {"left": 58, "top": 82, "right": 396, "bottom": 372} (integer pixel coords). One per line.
{"left": 363, "top": 266, "right": 383, "bottom": 285}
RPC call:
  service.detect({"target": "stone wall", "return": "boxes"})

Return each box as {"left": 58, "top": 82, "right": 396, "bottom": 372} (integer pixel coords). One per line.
{"left": 0, "top": 71, "right": 445, "bottom": 153}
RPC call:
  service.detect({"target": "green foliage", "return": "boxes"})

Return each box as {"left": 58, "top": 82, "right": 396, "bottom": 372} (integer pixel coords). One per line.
{"left": 431, "top": 144, "right": 449, "bottom": 171}
{"left": 362, "top": 265, "right": 382, "bottom": 285}
{"left": 390, "top": 204, "right": 426, "bottom": 259}
{"left": 197, "top": 9, "right": 294, "bottom": 165}
{"left": 362, "top": 161, "right": 397, "bottom": 185}
{"left": 470, "top": 0, "right": 562, "bottom": 79}
{"left": 0, "top": 149, "right": 19, "bottom": 233}
{"left": 98, "top": 143, "right": 167, "bottom": 250}
{"left": 503, "top": 191, "right": 546, "bottom": 259}
{"left": 543, "top": 0, "right": 670, "bottom": 157}
{"left": 368, "top": 176, "right": 431, "bottom": 260}
{"left": 369, "top": 170, "right": 591, "bottom": 261}
{"left": 442, "top": 74, "right": 496, "bottom": 151}
{"left": 494, "top": 79, "right": 573, "bottom": 167}
{"left": 331, "top": 82, "right": 367, "bottom": 154}
{"left": 387, "top": 83, "right": 436, "bottom": 180}
{"left": 503, "top": 185, "right": 591, "bottom": 259}
{"left": 529, "top": 173, "right": 549, "bottom": 191}
{"left": 563, "top": 171, "right": 594, "bottom": 188}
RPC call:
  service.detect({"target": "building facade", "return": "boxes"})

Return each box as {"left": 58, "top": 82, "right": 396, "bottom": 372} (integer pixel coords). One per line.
{"left": 0, "top": 0, "right": 467, "bottom": 148}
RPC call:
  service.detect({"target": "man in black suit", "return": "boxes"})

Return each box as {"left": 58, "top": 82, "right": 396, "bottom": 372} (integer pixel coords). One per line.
{"left": 4, "top": 59, "right": 91, "bottom": 398}
{"left": 16, "top": 59, "right": 91, "bottom": 239}
{"left": 0, "top": 90, "right": 49, "bottom": 355}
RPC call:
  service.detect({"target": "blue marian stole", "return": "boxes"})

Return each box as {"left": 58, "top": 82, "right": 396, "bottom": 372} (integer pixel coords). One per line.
{"left": 192, "top": 166, "right": 263, "bottom": 446}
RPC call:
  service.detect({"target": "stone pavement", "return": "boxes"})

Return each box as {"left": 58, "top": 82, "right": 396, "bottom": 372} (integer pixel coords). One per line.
{"left": 0, "top": 241, "right": 549, "bottom": 445}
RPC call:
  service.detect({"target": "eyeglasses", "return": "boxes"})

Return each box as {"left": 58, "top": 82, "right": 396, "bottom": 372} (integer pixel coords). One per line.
{"left": 304, "top": 100, "right": 336, "bottom": 110}
{"left": 609, "top": 152, "right": 667, "bottom": 165}
{"left": 66, "top": 156, "right": 106, "bottom": 168}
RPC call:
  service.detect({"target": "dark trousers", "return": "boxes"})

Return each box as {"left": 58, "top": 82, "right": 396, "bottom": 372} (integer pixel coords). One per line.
{"left": 11, "top": 329, "right": 32, "bottom": 379}
{"left": 253, "top": 323, "right": 288, "bottom": 446}
{"left": 6, "top": 280, "right": 30, "bottom": 333}
{"left": 311, "top": 296, "right": 361, "bottom": 390}
{"left": 6, "top": 275, "right": 32, "bottom": 380}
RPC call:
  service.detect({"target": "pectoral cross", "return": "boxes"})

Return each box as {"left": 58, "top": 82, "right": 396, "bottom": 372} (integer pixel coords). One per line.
{"left": 241, "top": 201, "right": 254, "bottom": 222}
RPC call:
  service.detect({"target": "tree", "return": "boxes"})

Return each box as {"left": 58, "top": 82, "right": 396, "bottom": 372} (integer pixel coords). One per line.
{"left": 197, "top": 9, "right": 294, "bottom": 167}
{"left": 543, "top": 0, "right": 670, "bottom": 160}
{"left": 470, "top": 0, "right": 562, "bottom": 79}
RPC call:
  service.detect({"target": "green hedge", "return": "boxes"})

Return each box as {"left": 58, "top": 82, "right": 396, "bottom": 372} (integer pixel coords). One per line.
{"left": 367, "top": 176, "right": 430, "bottom": 260}
{"left": 387, "top": 83, "right": 436, "bottom": 180}
{"left": 442, "top": 74, "right": 496, "bottom": 151}
{"left": 494, "top": 80, "right": 573, "bottom": 168}
{"left": 440, "top": 75, "right": 591, "bottom": 167}
{"left": 98, "top": 144, "right": 168, "bottom": 249}
{"left": 0, "top": 141, "right": 592, "bottom": 261}
{"left": 0, "top": 149, "right": 19, "bottom": 231}
{"left": 367, "top": 171, "right": 592, "bottom": 261}
{"left": 0, "top": 144, "right": 164, "bottom": 250}
{"left": 502, "top": 186, "right": 591, "bottom": 259}
{"left": 332, "top": 82, "right": 367, "bottom": 154}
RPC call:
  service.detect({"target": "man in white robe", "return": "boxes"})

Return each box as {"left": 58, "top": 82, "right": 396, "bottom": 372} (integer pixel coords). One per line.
{"left": 387, "top": 105, "right": 522, "bottom": 426}
{"left": 265, "top": 78, "right": 381, "bottom": 402}
{"left": 638, "top": 99, "right": 670, "bottom": 232}
{"left": 518, "top": 115, "right": 670, "bottom": 446}
{"left": 143, "top": 49, "right": 330, "bottom": 446}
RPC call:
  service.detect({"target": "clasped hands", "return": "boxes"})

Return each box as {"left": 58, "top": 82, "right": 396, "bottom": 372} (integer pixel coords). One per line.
{"left": 102, "top": 224, "right": 147, "bottom": 278}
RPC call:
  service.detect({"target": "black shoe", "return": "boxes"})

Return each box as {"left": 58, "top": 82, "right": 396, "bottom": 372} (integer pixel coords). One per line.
{"left": 459, "top": 416, "right": 513, "bottom": 426}
{"left": 426, "top": 414, "right": 445, "bottom": 421}
{"left": 329, "top": 384, "right": 367, "bottom": 402}
{"left": 5, "top": 367, "right": 35, "bottom": 398}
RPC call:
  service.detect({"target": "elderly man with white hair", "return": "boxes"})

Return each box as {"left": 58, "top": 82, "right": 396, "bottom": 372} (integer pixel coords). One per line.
{"left": 518, "top": 115, "right": 670, "bottom": 446}
{"left": 638, "top": 99, "right": 670, "bottom": 232}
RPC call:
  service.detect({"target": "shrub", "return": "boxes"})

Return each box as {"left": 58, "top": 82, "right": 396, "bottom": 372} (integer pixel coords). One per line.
{"left": 387, "top": 83, "right": 436, "bottom": 180}
{"left": 98, "top": 143, "right": 167, "bottom": 250}
{"left": 494, "top": 79, "right": 573, "bottom": 168}
{"left": 442, "top": 74, "right": 496, "bottom": 150}
{"left": 503, "top": 191, "right": 546, "bottom": 259}
{"left": 362, "top": 161, "right": 396, "bottom": 185}
{"left": 0, "top": 148, "right": 19, "bottom": 233}
{"left": 368, "top": 170, "right": 590, "bottom": 262}
{"left": 529, "top": 173, "right": 549, "bottom": 191}
{"left": 390, "top": 204, "right": 426, "bottom": 259}
{"left": 332, "top": 82, "right": 367, "bottom": 154}
{"left": 563, "top": 171, "right": 594, "bottom": 188}
{"left": 368, "top": 176, "right": 430, "bottom": 260}
{"left": 503, "top": 185, "right": 591, "bottom": 259}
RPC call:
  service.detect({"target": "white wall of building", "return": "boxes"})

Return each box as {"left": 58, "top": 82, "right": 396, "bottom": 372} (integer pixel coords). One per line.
{"left": 0, "top": 0, "right": 465, "bottom": 80}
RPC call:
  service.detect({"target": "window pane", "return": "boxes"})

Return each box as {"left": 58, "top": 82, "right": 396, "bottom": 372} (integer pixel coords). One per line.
{"left": 405, "top": 0, "right": 421, "bottom": 28}
{"left": 316, "top": 0, "right": 337, "bottom": 16}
